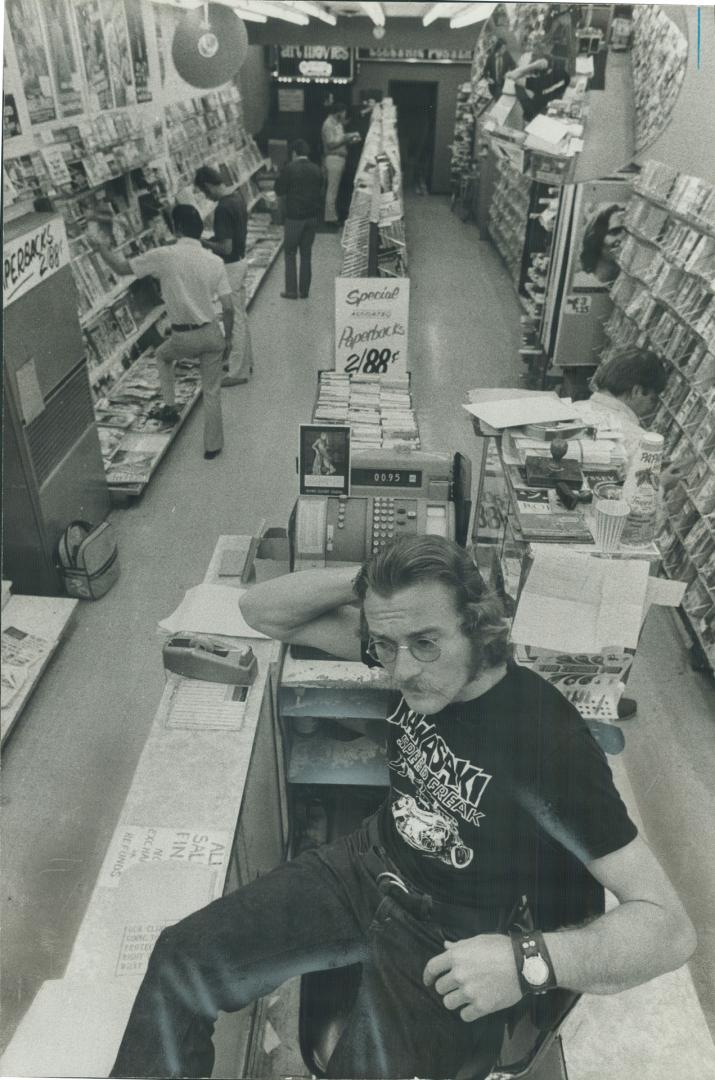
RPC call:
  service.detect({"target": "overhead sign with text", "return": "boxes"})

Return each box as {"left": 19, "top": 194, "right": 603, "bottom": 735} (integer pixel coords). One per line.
{"left": 273, "top": 45, "right": 354, "bottom": 82}
{"left": 335, "top": 278, "right": 409, "bottom": 380}
{"left": 358, "top": 46, "right": 472, "bottom": 64}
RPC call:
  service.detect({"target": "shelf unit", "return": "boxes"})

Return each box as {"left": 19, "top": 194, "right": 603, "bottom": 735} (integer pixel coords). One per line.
{"left": 599, "top": 160, "right": 715, "bottom": 671}
{"left": 340, "top": 100, "right": 407, "bottom": 280}
{"left": 630, "top": 6, "right": 688, "bottom": 154}
{"left": 5, "top": 81, "right": 280, "bottom": 503}
{"left": 487, "top": 155, "right": 531, "bottom": 288}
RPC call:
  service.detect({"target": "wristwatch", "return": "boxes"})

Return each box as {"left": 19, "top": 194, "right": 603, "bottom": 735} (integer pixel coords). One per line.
{"left": 510, "top": 930, "right": 557, "bottom": 996}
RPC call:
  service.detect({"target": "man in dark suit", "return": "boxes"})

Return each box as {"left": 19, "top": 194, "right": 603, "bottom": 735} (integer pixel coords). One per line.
{"left": 274, "top": 139, "right": 324, "bottom": 300}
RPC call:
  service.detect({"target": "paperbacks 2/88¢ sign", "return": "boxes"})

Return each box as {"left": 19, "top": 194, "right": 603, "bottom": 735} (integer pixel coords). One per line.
{"left": 334, "top": 277, "right": 409, "bottom": 380}
{"left": 3, "top": 216, "right": 69, "bottom": 308}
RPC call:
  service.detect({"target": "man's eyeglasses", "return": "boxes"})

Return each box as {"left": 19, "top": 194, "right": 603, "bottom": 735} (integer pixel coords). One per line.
{"left": 367, "top": 637, "right": 441, "bottom": 665}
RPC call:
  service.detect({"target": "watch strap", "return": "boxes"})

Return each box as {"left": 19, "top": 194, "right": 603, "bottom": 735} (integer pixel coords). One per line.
{"left": 510, "top": 929, "right": 557, "bottom": 996}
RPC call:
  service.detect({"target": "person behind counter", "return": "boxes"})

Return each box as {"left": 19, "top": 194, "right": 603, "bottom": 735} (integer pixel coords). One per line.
{"left": 109, "top": 535, "right": 696, "bottom": 1080}
{"left": 509, "top": 45, "right": 570, "bottom": 123}
{"left": 589, "top": 351, "right": 693, "bottom": 718}
{"left": 90, "top": 204, "right": 233, "bottom": 461}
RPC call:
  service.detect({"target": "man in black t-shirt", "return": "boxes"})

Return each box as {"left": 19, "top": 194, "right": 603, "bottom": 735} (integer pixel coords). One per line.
{"left": 194, "top": 165, "right": 253, "bottom": 385}
{"left": 274, "top": 140, "right": 324, "bottom": 300}
{"left": 111, "top": 536, "right": 696, "bottom": 1080}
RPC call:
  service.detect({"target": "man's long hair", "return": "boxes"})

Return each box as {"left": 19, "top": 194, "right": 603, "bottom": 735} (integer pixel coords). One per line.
{"left": 353, "top": 535, "right": 511, "bottom": 672}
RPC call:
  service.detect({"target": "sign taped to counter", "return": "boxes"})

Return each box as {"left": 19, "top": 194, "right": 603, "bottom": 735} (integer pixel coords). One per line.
{"left": 3, "top": 216, "right": 69, "bottom": 307}
{"left": 335, "top": 277, "right": 409, "bottom": 380}
{"left": 98, "top": 825, "right": 230, "bottom": 888}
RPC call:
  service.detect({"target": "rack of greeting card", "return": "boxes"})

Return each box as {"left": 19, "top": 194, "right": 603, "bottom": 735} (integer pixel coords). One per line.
{"left": 630, "top": 6, "right": 688, "bottom": 155}
{"left": 340, "top": 100, "right": 407, "bottom": 280}
{"left": 599, "top": 159, "right": 715, "bottom": 672}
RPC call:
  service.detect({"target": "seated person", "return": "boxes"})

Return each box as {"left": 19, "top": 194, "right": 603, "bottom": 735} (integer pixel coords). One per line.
{"left": 509, "top": 46, "right": 570, "bottom": 123}
{"left": 109, "top": 535, "right": 696, "bottom": 1079}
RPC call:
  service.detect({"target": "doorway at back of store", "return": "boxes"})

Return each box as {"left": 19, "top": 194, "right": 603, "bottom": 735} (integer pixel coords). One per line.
{"left": 388, "top": 80, "right": 438, "bottom": 195}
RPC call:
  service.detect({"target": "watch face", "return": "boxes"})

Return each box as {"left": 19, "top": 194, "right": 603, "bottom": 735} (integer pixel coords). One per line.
{"left": 523, "top": 954, "right": 551, "bottom": 986}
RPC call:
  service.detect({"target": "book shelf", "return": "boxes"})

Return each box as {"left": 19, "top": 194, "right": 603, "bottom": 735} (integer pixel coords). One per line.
{"left": 630, "top": 6, "right": 688, "bottom": 154}
{"left": 340, "top": 100, "right": 407, "bottom": 280}
{"left": 600, "top": 159, "right": 715, "bottom": 672}
{"left": 5, "top": 84, "right": 280, "bottom": 502}
{"left": 487, "top": 154, "right": 531, "bottom": 288}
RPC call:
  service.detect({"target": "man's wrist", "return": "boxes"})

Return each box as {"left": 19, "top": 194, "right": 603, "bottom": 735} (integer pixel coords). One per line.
{"left": 510, "top": 930, "right": 558, "bottom": 996}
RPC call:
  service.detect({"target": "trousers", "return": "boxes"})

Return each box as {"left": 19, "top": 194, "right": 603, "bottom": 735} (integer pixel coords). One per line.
{"left": 109, "top": 815, "right": 504, "bottom": 1079}
{"left": 224, "top": 260, "right": 253, "bottom": 378}
{"left": 156, "top": 323, "right": 224, "bottom": 453}
{"left": 324, "top": 154, "right": 346, "bottom": 222}
{"left": 283, "top": 217, "right": 318, "bottom": 297}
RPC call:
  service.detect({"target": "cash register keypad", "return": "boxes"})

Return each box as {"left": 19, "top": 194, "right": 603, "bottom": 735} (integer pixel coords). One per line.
{"left": 371, "top": 497, "right": 398, "bottom": 553}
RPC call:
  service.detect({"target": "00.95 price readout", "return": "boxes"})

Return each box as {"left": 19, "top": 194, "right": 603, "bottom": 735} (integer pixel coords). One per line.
{"left": 344, "top": 347, "right": 399, "bottom": 376}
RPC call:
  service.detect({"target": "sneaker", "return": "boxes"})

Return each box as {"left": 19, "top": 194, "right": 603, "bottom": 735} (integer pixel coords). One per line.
{"left": 280, "top": 292, "right": 298, "bottom": 300}
{"left": 616, "top": 697, "right": 638, "bottom": 720}
{"left": 204, "top": 448, "right": 222, "bottom": 460}
{"left": 221, "top": 375, "right": 248, "bottom": 387}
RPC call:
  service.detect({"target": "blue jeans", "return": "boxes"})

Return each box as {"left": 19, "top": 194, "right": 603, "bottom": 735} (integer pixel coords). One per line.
{"left": 110, "top": 815, "right": 504, "bottom": 1079}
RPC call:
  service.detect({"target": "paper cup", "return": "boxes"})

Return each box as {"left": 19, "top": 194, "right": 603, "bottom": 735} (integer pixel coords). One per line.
{"left": 594, "top": 498, "right": 630, "bottom": 553}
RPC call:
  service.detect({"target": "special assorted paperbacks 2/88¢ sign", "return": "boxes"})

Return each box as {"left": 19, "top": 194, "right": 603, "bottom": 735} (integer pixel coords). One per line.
{"left": 334, "top": 277, "right": 409, "bottom": 380}
{"left": 3, "top": 215, "right": 69, "bottom": 308}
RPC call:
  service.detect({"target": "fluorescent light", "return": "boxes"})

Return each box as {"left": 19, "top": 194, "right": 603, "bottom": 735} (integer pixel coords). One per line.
{"left": 288, "top": 1, "right": 337, "bottom": 24}
{"left": 450, "top": 2, "right": 497, "bottom": 29}
{"left": 422, "top": 2, "right": 465, "bottom": 26}
{"left": 232, "top": 6, "right": 268, "bottom": 21}
{"left": 247, "top": 1, "right": 310, "bottom": 24}
{"left": 359, "top": 2, "right": 385, "bottom": 27}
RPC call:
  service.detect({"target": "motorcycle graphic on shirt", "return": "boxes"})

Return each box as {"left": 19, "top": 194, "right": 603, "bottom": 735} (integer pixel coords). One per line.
{"left": 392, "top": 791, "right": 474, "bottom": 869}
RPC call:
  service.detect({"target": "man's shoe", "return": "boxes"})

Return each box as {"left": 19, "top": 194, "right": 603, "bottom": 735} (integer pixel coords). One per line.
{"left": 204, "top": 448, "right": 222, "bottom": 460}
{"left": 280, "top": 292, "right": 298, "bottom": 299}
{"left": 223, "top": 363, "right": 229, "bottom": 372}
{"left": 616, "top": 697, "right": 638, "bottom": 720}
{"left": 299, "top": 293, "right": 309, "bottom": 299}
{"left": 156, "top": 404, "right": 180, "bottom": 424}
{"left": 221, "top": 375, "right": 248, "bottom": 387}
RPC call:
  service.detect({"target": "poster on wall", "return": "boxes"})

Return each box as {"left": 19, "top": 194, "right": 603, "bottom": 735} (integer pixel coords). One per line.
{"left": 5, "top": 0, "right": 57, "bottom": 125}
{"left": 100, "top": 0, "right": 136, "bottom": 108}
{"left": 123, "top": 0, "right": 152, "bottom": 103}
{"left": 74, "top": 0, "right": 113, "bottom": 112}
{"left": 335, "top": 278, "right": 409, "bottom": 380}
{"left": 153, "top": 4, "right": 167, "bottom": 86}
{"left": 41, "top": 0, "right": 83, "bottom": 117}
{"left": 3, "top": 93, "right": 22, "bottom": 139}
{"left": 278, "top": 88, "right": 305, "bottom": 114}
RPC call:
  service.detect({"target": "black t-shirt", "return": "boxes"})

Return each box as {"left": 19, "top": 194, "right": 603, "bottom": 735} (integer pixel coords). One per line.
{"left": 213, "top": 191, "right": 248, "bottom": 263}
{"left": 274, "top": 158, "right": 325, "bottom": 220}
{"left": 376, "top": 663, "right": 637, "bottom": 927}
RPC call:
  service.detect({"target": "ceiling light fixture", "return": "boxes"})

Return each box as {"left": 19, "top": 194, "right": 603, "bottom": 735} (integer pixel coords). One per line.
{"left": 422, "top": 3, "right": 467, "bottom": 26}
{"left": 248, "top": 1, "right": 310, "bottom": 24}
{"left": 227, "top": 3, "right": 268, "bottom": 22}
{"left": 449, "top": 2, "right": 497, "bottom": 29}
{"left": 287, "top": 1, "right": 337, "bottom": 25}
{"left": 359, "top": 2, "right": 385, "bottom": 28}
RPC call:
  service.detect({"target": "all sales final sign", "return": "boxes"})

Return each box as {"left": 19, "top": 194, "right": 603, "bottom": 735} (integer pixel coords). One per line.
{"left": 335, "top": 278, "right": 409, "bottom": 380}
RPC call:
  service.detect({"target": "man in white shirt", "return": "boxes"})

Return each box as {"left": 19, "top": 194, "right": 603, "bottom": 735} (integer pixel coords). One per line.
{"left": 90, "top": 205, "right": 234, "bottom": 460}
{"left": 321, "top": 103, "right": 360, "bottom": 225}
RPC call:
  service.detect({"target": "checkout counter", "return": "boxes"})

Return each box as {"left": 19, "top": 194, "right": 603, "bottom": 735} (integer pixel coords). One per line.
{"left": 2, "top": 440, "right": 714, "bottom": 1078}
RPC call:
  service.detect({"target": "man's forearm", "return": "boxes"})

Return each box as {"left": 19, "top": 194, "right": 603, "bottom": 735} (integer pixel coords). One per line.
{"left": 239, "top": 566, "right": 358, "bottom": 638}
{"left": 545, "top": 901, "right": 696, "bottom": 996}
{"left": 94, "top": 244, "right": 134, "bottom": 277}
{"left": 222, "top": 307, "right": 234, "bottom": 342}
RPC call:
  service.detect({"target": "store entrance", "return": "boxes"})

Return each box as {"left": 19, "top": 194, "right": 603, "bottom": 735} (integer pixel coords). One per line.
{"left": 388, "top": 80, "right": 438, "bottom": 194}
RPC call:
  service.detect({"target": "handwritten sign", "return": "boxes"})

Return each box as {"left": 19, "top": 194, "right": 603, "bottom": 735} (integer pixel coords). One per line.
{"left": 3, "top": 215, "right": 69, "bottom": 308}
{"left": 335, "top": 277, "right": 409, "bottom": 380}
{"left": 98, "top": 825, "right": 230, "bottom": 888}
{"left": 565, "top": 295, "right": 592, "bottom": 314}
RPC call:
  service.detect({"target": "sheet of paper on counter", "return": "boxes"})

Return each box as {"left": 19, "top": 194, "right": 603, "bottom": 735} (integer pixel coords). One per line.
{"left": 158, "top": 583, "right": 268, "bottom": 638}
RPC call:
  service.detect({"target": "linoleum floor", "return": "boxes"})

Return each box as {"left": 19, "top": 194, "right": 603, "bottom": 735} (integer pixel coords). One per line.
{"left": 1, "top": 196, "right": 713, "bottom": 1059}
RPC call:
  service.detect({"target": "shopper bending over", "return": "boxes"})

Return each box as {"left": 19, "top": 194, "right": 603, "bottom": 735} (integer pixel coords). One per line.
{"left": 321, "top": 102, "right": 360, "bottom": 225}
{"left": 274, "top": 139, "right": 324, "bottom": 300}
{"left": 194, "top": 165, "right": 253, "bottom": 386}
{"left": 90, "top": 204, "right": 232, "bottom": 461}
{"left": 109, "top": 534, "right": 695, "bottom": 1079}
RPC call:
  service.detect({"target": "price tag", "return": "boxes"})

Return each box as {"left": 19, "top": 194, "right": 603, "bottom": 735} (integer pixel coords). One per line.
{"left": 565, "top": 295, "right": 592, "bottom": 314}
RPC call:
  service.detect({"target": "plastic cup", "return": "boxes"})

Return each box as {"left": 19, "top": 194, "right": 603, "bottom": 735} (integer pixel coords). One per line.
{"left": 594, "top": 498, "right": 630, "bottom": 553}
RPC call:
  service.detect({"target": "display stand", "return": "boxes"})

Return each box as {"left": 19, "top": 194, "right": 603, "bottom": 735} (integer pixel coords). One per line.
{"left": 599, "top": 161, "right": 715, "bottom": 673}
{"left": 1, "top": 594, "right": 79, "bottom": 746}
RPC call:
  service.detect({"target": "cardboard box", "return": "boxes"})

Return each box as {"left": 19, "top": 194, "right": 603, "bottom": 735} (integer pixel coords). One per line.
{"left": 254, "top": 528, "right": 290, "bottom": 582}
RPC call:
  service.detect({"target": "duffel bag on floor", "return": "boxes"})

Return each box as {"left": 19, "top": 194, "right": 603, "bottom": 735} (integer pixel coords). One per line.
{"left": 57, "top": 519, "right": 120, "bottom": 600}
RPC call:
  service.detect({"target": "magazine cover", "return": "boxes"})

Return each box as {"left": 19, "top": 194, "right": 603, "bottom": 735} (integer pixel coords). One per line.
{"left": 5, "top": 0, "right": 57, "bottom": 125}
{"left": 100, "top": 0, "right": 136, "bottom": 109}
{"left": 74, "top": 0, "right": 113, "bottom": 112}
{"left": 41, "top": 0, "right": 83, "bottom": 118}
{"left": 123, "top": 0, "right": 151, "bottom": 103}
